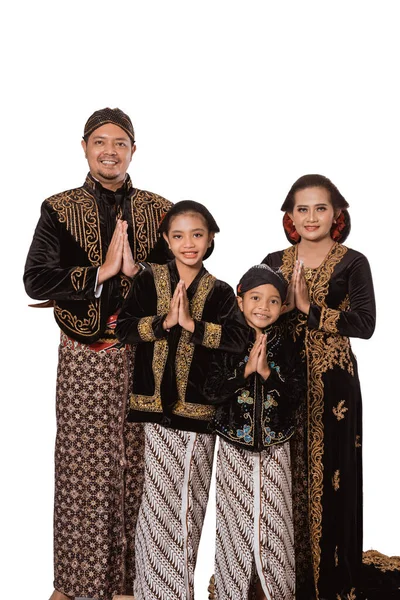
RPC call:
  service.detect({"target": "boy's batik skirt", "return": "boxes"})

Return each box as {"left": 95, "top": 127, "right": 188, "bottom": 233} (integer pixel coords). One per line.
{"left": 214, "top": 438, "right": 295, "bottom": 600}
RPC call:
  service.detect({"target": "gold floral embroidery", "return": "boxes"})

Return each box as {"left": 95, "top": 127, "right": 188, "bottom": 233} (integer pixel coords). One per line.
{"left": 54, "top": 301, "right": 101, "bottom": 338}
{"left": 47, "top": 188, "right": 102, "bottom": 266}
{"left": 120, "top": 275, "right": 132, "bottom": 299}
{"left": 362, "top": 549, "right": 400, "bottom": 572}
{"left": 71, "top": 267, "right": 88, "bottom": 291}
{"left": 130, "top": 190, "right": 172, "bottom": 261}
{"left": 335, "top": 545, "right": 339, "bottom": 567}
{"left": 280, "top": 246, "right": 296, "bottom": 283}
{"left": 320, "top": 307, "right": 340, "bottom": 333}
{"left": 347, "top": 588, "right": 356, "bottom": 600}
{"left": 130, "top": 264, "right": 171, "bottom": 413}
{"left": 339, "top": 294, "right": 350, "bottom": 311}
{"left": 332, "top": 469, "right": 340, "bottom": 491}
{"left": 203, "top": 322, "right": 222, "bottom": 348}
{"left": 355, "top": 435, "right": 361, "bottom": 448}
{"left": 138, "top": 316, "right": 156, "bottom": 342}
{"left": 174, "top": 273, "right": 216, "bottom": 420}
{"left": 333, "top": 400, "right": 348, "bottom": 421}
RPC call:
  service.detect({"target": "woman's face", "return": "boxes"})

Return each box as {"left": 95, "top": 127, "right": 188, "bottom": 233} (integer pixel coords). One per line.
{"left": 289, "top": 186, "right": 339, "bottom": 243}
{"left": 163, "top": 212, "right": 214, "bottom": 270}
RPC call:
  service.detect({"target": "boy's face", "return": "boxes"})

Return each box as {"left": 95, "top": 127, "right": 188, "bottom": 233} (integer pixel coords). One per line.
{"left": 237, "top": 284, "right": 282, "bottom": 333}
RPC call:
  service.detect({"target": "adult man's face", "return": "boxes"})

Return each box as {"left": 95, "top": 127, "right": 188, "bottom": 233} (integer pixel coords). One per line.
{"left": 81, "top": 123, "right": 136, "bottom": 191}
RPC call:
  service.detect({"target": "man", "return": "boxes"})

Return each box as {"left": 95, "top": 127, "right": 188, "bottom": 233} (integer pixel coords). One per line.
{"left": 24, "top": 108, "right": 172, "bottom": 600}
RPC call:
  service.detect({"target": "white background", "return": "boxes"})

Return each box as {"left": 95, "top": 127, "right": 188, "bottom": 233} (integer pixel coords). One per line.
{"left": 1, "top": 2, "right": 399, "bottom": 598}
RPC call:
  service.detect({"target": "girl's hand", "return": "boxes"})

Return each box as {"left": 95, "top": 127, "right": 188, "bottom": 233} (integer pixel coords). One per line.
{"left": 178, "top": 282, "right": 195, "bottom": 332}
{"left": 256, "top": 334, "right": 271, "bottom": 380}
{"left": 244, "top": 337, "right": 262, "bottom": 378}
{"left": 294, "top": 260, "right": 310, "bottom": 315}
{"left": 163, "top": 282, "right": 180, "bottom": 330}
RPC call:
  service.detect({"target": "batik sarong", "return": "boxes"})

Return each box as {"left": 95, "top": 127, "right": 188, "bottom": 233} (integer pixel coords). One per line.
{"left": 54, "top": 318, "right": 144, "bottom": 600}
{"left": 134, "top": 423, "right": 215, "bottom": 600}
{"left": 214, "top": 438, "right": 295, "bottom": 600}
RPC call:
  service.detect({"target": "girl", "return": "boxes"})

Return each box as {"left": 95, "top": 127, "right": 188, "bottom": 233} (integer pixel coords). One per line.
{"left": 116, "top": 200, "right": 248, "bottom": 600}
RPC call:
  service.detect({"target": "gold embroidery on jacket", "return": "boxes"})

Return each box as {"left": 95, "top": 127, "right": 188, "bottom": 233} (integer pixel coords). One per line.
{"left": 303, "top": 243, "right": 351, "bottom": 592}
{"left": 362, "top": 549, "right": 400, "bottom": 572}
{"left": 71, "top": 267, "right": 87, "bottom": 291}
{"left": 173, "top": 273, "right": 216, "bottom": 420}
{"left": 130, "top": 264, "right": 171, "bottom": 413}
{"left": 120, "top": 275, "right": 132, "bottom": 299}
{"left": 130, "top": 191, "right": 172, "bottom": 261}
{"left": 203, "top": 322, "right": 222, "bottom": 349}
{"left": 138, "top": 316, "right": 156, "bottom": 342}
{"left": 332, "top": 469, "right": 340, "bottom": 491}
{"left": 355, "top": 435, "right": 362, "bottom": 448}
{"left": 54, "top": 301, "right": 101, "bottom": 337}
{"left": 319, "top": 307, "right": 340, "bottom": 333}
{"left": 335, "top": 545, "right": 339, "bottom": 567}
{"left": 339, "top": 294, "right": 350, "bottom": 311}
{"left": 333, "top": 400, "right": 348, "bottom": 421}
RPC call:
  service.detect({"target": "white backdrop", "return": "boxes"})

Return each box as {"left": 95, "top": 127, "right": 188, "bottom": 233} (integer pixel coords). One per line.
{"left": 1, "top": 2, "right": 399, "bottom": 598}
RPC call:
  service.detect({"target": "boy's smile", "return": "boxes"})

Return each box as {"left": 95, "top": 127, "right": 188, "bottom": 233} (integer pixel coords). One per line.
{"left": 238, "top": 283, "right": 282, "bottom": 334}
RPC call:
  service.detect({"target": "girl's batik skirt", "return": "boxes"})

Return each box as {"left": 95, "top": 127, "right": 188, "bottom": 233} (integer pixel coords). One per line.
{"left": 134, "top": 422, "right": 215, "bottom": 600}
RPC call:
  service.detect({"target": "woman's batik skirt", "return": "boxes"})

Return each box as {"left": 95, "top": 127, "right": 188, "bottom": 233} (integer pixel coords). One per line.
{"left": 214, "top": 438, "right": 295, "bottom": 600}
{"left": 133, "top": 423, "right": 216, "bottom": 600}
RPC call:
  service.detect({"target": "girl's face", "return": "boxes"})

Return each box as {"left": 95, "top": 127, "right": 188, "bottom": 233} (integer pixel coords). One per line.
{"left": 289, "top": 186, "right": 339, "bottom": 243}
{"left": 163, "top": 212, "right": 214, "bottom": 271}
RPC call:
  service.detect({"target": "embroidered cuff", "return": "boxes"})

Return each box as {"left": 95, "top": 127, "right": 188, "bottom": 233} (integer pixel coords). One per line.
{"left": 203, "top": 322, "right": 222, "bottom": 348}
{"left": 94, "top": 267, "right": 103, "bottom": 298}
{"left": 138, "top": 316, "right": 157, "bottom": 342}
{"left": 319, "top": 307, "right": 340, "bottom": 333}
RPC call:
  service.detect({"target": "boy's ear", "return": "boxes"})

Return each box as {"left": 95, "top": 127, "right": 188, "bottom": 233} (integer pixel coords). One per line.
{"left": 236, "top": 296, "right": 244, "bottom": 312}
{"left": 280, "top": 303, "right": 287, "bottom": 314}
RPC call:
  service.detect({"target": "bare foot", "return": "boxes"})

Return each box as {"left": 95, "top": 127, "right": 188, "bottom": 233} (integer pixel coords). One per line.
{"left": 49, "top": 590, "right": 73, "bottom": 600}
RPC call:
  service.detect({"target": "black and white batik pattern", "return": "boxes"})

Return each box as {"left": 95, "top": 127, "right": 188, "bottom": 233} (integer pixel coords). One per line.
{"left": 214, "top": 439, "right": 295, "bottom": 600}
{"left": 134, "top": 423, "right": 215, "bottom": 600}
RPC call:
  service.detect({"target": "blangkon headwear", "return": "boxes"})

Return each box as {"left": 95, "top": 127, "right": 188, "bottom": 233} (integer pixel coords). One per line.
{"left": 83, "top": 107, "right": 135, "bottom": 143}
{"left": 237, "top": 264, "right": 287, "bottom": 302}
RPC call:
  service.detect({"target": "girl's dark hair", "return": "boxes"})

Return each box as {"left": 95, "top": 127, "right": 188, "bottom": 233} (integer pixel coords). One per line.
{"left": 158, "top": 200, "right": 220, "bottom": 260}
{"left": 281, "top": 174, "right": 349, "bottom": 212}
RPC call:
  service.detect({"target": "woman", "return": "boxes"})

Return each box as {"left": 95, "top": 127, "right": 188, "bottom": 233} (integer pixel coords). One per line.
{"left": 263, "top": 174, "right": 375, "bottom": 600}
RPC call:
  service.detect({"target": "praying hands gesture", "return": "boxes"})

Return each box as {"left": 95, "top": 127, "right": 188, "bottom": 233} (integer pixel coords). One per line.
{"left": 281, "top": 259, "right": 310, "bottom": 315}
{"left": 163, "top": 281, "right": 195, "bottom": 332}
{"left": 244, "top": 334, "right": 271, "bottom": 380}
{"left": 98, "top": 220, "right": 139, "bottom": 284}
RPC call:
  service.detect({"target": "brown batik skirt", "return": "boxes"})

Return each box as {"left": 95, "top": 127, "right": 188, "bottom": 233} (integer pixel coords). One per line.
{"left": 54, "top": 328, "right": 144, "bottom": 599}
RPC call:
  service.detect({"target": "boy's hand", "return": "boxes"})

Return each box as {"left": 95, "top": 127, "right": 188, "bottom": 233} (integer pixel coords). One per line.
{"left": 244, "top": 338, "right": 261, "bottom": 378}
{"left": 163, "top": 283, "right": 180, "bottom": 330}
{"left": 178, "top": 282, "right": 195, "bottom": 332}
{"left": 256, "top": 334, "right": 271, "bottom": 380}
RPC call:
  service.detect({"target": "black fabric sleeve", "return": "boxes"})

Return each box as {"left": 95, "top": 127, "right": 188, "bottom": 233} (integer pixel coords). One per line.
{"left": 190, "top": 285, "right": 249, "bottom": 353}
{"left": 23, "top": 201, "right": 98, "bottom": 301}
{"left": 115, "top": 268, "right": 167, "bottom": 344}
{"left": 307, "top": 253, "right": 376, "bottom": 339}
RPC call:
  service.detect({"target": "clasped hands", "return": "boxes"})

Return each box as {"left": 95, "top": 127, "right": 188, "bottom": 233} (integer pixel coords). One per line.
{"left": 282, "top": 259, "right": 310, "bottom": 315}
{"left": 244, "top": 334, "right": 271, "bottom": 380}
{"left": 98, "top": 220, "right": 139, "bottom": 284}
{"left": 163, "top": 281, "right": 195, "bottom": 333}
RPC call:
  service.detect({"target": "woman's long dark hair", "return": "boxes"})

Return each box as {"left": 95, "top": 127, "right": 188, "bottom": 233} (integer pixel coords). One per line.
{"left": 281, "top": 174, "right": 349, "bottom": 212}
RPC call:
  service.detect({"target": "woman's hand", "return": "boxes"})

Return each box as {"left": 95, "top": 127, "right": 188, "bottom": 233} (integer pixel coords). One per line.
{"left": 293, "top": 260, "right": 310, "bottom": 315}
{"left": 163, "top": 282, "right": 180, "bottom": 330}
{"left": 178, "top": 282, "right": 195, "bottom": 332}
{"left": 256, "top": 334, "right": 271, "bottom": 380}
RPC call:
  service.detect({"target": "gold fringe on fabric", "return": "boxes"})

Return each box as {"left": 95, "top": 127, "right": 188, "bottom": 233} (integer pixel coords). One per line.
{"left": 362, "top": 550, "right": 400, "bottom": 572}
{"left": 208, "top": 574, "right": 216, "bottom": 599}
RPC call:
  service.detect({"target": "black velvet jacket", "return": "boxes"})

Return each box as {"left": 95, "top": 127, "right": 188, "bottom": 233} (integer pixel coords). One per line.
{"left": 210, "top": 322, "right": 305, "bottom": 451}
{"left": 24, "top": 173, "right": 172, "bottom": 343}
{"left": 115, "top": 260, "right": 249, "bottom": 433}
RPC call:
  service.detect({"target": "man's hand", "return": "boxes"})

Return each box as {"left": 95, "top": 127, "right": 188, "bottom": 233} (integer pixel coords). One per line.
{"left": 98, "top": 220, "right": 124, "bottom": 284}
{"left": 121, "top": 221, "right": 139, "bottom": 278}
